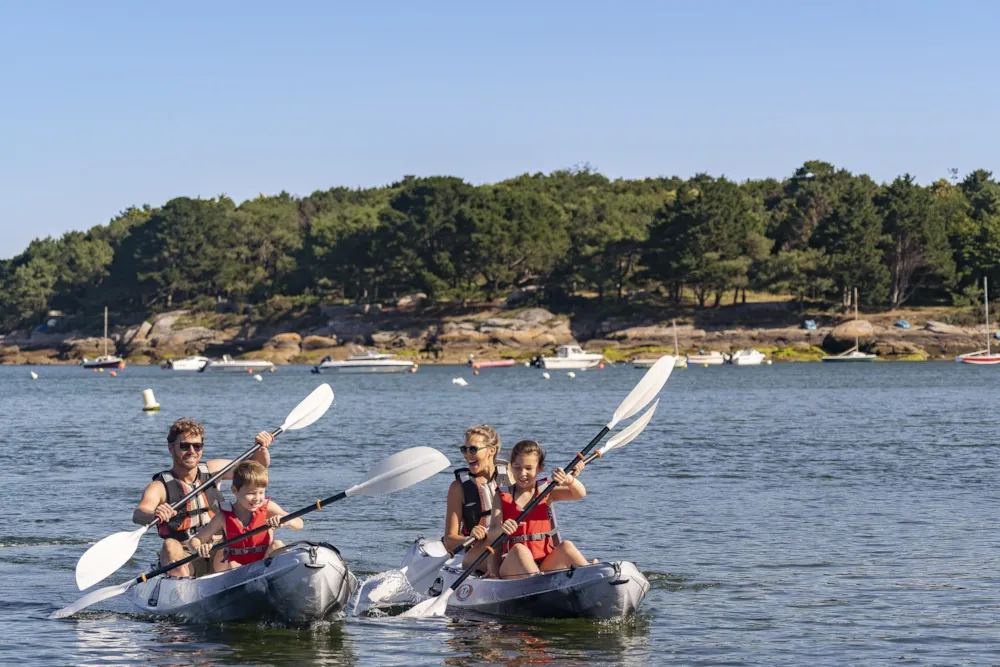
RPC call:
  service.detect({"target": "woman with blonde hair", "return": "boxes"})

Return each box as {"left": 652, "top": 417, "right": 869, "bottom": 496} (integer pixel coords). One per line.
{"left": 443, "top": 424, "right": 511, "bottom": 571}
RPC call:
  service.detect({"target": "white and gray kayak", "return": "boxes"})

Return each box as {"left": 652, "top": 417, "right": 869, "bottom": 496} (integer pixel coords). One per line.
{"left": 359, "top": 538, "right": 649, "bottom": 620}
{"left": 123, "top": 542, "right": 357, "bottom": 624}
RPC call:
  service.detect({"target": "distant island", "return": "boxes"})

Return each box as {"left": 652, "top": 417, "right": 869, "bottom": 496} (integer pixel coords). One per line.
{"left": 2, "top": 161, "right": 999, "bottom": 364}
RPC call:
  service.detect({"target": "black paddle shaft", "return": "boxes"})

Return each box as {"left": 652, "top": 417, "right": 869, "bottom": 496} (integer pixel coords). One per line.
{"left": 160, "top": 427, "right": 283, "bottom": 520}
{"left": 136, "top": 488, "right": 346, "bottom": 583}
{"left": 449, "top": 425, "right": 610, "bottom": 591}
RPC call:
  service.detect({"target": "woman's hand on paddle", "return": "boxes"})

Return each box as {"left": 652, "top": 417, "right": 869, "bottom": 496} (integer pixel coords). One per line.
{"left": 255, "top": 432, "right": 274, "bottom": 449}
{"left": 153, "top": 503, "right": 177, "bottom": 523}
{"left": 501, "top": 519, "right": 518, "bottom": 535}
{"left": 470, "top": 525, "right": 488, "bottom": 541}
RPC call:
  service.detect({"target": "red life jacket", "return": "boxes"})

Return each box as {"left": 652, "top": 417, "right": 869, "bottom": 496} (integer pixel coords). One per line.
{"left": 219, "top": 499, "right": 272, "bottom": 565}
{"left": 153, "top": 463, "right": 222, "bottom": 542}
{"left": 499, "top": 480, "right": 560, "bottom": 562}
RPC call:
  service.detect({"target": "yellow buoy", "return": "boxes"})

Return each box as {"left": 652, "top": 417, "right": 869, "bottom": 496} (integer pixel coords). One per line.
{"left": 141, "top": 388, "right": 160, "bottom": 412}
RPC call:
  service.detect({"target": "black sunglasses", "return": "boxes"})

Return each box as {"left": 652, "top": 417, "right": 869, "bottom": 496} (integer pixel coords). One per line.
{"left": 174, "top": 441, "right": 203, "bottom": 452}
{"left": 459, "top": 445, "right": 490, "bottom": 455}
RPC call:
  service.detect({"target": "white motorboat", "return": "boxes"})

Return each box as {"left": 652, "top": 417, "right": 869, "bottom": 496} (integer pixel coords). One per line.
{"left": 356, "top": 538, "right": 648, "bottom": 620}
{"left": 120, "top": 542, "right": 356, "bottom": 624}
{"left": 199, "top": 354, "right": 275, "bottom": 373}
{"left": 539, "top": 345, "right": 604, "bottom": 370}
{"left": 729, "top": 349, "right": 766, "bottom": 366}
{"left": 312, "top": 350, "right": 415, "bottom": 374}
{"left": 162, "top": 355, "right": 210, "bottom": 371}
{"left": 81, "top": 307, "right": 125, "bottom": 369}
{"left": 632, "top": 357, "right": 659, "bottom": 368}
{"left": 686, "top": 350, "right": 726, "bottom": 366}
{"left": 957, "top": 277, "right": 1000, "bottom": 364}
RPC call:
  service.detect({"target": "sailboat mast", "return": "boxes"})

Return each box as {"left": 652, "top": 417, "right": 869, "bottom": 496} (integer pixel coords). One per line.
{"left": 986, "top": 277, "right": 991, "bottom": 357}
{"left": 672, "top": 319, "right": 679, "bottom": 356}
{"left": 854, "top": 287, "right": 860, "bottom": 350}
{"left": 103, "top": 307, "right": 108, "bottom": 357}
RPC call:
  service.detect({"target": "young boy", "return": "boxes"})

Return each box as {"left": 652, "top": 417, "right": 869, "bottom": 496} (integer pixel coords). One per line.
{"left": 187, "top": 460, "right": 302, "bottom": 572}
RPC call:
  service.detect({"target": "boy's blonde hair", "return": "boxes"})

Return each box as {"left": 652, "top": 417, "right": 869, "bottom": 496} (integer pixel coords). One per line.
{"left": 233, "top": 461, "right": 268, "bottom": 490}
{"left": 465, "top": 424, "right": 500, "bottom": 462}
{"left": 511, "top": 439, "right": 545, "bottom": 468}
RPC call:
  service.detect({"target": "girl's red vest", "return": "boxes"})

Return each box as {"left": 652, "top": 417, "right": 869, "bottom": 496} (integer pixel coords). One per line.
{"left": 499, "top": 480, "right": 560, "bottom": 562}
{"left": 220, "top": 499, "right": 272, "bottom": 564}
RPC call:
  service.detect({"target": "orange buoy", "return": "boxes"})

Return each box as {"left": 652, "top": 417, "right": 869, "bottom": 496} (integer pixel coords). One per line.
{"left": 473, "top": 369, "right": 480, "bottom": 376}
{"left": 109, "top": 371, "right": 117, "bottom": 377}
{"left": 598, "top": 362, "right": 605, "bottom": 369}
{"left": 247, "top": 368, "right": 253, "bottom": 374}
{"left": 268, "top": 366, "right": 275, "bottom": 373}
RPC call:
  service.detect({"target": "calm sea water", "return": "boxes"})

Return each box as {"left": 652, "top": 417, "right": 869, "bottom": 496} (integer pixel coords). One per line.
{"left": 2, "top": 361, "right": 1000, "bottom": 666}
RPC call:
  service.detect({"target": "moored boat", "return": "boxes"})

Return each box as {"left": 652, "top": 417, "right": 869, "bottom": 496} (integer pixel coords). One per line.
{"left": 357, "top": 538, "right": 648, "bottom": 620}
{"left": 686, "top": 350, "right": 726, "bottom": 366}
{"left": 822, "top": 288, "right": 876, "bottom": 363}
{"left": 81, "top": 307, "right": 125, "bottom": 369}
{"left": 162, "top": 355, "right": 211, "bottom": 371}
{"left": 467, "top": 356, "right": 517, "bottom": 369}
{"left": 539, "top": 345, "right": 604, "bottom": 370}
{"left": 312, "top": 350, "right": 415, "bottom": 374}
{"left": 199, "top": 354, "right": 276, "bottom": 373}
{"left": 957, "top": 277, "right": 1000, "bottom": 364}
{"left": 729, "top": 349, "right": 766, "bottom": 366}
{"left": 121, "top": 542, "right": 356, "bottom": 623}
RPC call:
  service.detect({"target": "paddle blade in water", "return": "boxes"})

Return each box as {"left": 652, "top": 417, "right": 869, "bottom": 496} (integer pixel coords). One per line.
{"left": 400, "top": 588, "right": 453, "bottom": 618}
{"left": 281, "top": 383, "right": 334, "bottom": 431}
{"left": 345, "top": 447, "right": 450, "bottom": 498}
{"left": 50, "top": 580, "right": 133, "bottom": 619}
{"left": 609, "top": 356, "right": 674, "bottom": 428}
{"left": 601, "top": 399, "right": 659, "bottom": 455}
{"left": 75, "top": 525, "right": 146, "bottom": 590}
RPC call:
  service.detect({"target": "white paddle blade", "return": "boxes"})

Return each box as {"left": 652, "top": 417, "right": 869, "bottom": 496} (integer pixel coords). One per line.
{"left": 75, "top": 525, "right": 147, "bottom": 590}
{"left": 50, "top": 580, "right": 133, "bottom": 619}
{"left": 345, "top": 447, "right": 450, "bottom": 497}
{"left": 400, "top": 588, "right": 453, "bottom": 618}
{"left": 609, "top": 356, "right": 674, "bottom": 429}
{"left": 601, "top": 399, "right": 659, "bottom": 455}
{"left": 281, "top": 383, "right": 335, "bottom": 431}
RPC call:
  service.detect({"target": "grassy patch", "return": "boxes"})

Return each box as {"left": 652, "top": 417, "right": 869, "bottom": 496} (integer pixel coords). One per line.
{"left": 772, "top": 345, "right": 826, "bottom": 362}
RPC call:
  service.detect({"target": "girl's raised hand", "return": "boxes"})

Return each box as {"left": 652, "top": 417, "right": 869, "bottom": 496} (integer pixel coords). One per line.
{"left": 553, "top": 467, "right": 574, "bottom": 486}
{"left": 501, "top": 518, "right": 518, "bottom": 535}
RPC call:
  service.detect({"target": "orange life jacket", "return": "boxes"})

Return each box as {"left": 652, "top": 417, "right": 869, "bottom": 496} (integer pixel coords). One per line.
{"left": 219, "top": 499, "right": 272, "bottom": 565}
{"left": 153, "top": 463, "right": 223, "bottom": 541}
{"left": 499, "top": 480, "right": 560, "bottom": 562}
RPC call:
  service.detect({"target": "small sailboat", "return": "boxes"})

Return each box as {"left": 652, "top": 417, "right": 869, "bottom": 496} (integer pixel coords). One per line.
{"left": 80, "top": 307, "right": 125, "bottom": 369}
{"left": 822, "top": 288, "right": 876, "bottom": 363}
{"left": 956, "top": 277, "right": 1000, "bottom": 364}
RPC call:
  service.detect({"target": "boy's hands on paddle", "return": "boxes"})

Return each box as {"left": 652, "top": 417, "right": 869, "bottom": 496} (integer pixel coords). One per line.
{"left": 255, "top": 432, "right": 274, "bottom": 449}
{"left": 470, "top": 525, "right": 488, "bottom": 541}
{"left": 570, "top": 460, "right": 586, "bottom": 476}
{"left": 154, "top": 503, "right": 177, "bottom": 523}
{"left": 189, "top": 538, "right": 212, "bottom": 559}
{"left": 266, "top": 515, "right": 282, "bottom": 529}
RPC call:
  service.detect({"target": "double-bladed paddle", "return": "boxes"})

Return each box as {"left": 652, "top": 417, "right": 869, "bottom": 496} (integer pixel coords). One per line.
{"left": 74, "top": 383, "right": 335, "bottom": 591}
{"left": 52, "top": 445, "right": 450, "bottom": 619}
{"left": 401, "top": 356, "right": 674, "bottom": 618}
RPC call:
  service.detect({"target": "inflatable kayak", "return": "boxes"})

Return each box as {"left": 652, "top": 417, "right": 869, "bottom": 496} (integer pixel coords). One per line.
{"left": 122, "top": 542, "right": 357, "bottom": 623}
{"left": 359, "top": 538, "right": 649, "bottom": 619}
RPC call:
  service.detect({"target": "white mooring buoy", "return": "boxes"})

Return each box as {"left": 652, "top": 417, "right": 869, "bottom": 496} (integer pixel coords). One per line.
{"left": 141, "top": 388, "right": 160, "bottom": 412}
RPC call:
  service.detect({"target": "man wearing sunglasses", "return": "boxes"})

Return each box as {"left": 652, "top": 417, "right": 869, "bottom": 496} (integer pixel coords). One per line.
{"left": 131, "top": 417, "right": 274, "bottom": 577}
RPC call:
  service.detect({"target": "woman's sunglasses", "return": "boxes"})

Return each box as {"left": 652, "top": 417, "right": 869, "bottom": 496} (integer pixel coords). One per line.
{"left": 459, "top": 445, "right": 491, "bottom": 455}
{"left": 174, "top": 441, "right": 204, "bottom": 452}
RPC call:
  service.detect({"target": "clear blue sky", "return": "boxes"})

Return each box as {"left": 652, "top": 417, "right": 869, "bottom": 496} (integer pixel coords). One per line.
{"left": 1, "top": 1, "right": 997, "bottom": 259}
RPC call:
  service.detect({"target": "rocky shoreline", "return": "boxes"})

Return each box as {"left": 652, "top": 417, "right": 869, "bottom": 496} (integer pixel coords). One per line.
{"left": 0, "top": 303, "right": 991, "bottom": 366}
